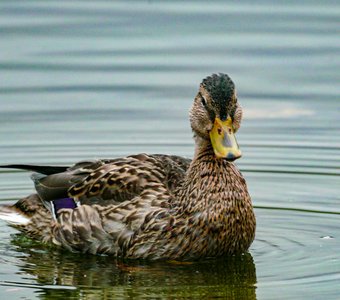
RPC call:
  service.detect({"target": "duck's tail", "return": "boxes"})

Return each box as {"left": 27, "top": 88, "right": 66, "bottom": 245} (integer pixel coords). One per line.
{"left": 0, "top": 194, "right": 53, "bottom": 236}
{"left": 0, "top": 205, "right": 31, "bottom": 226}
{"left": 0, "top": 164, "right": 68, "bottom": 175}
{"left": 0, "top": 194, "right": 54, "bottom": 243}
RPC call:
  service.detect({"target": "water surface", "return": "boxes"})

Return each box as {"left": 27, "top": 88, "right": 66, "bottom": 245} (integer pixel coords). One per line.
{"left": 0, "top": 1, "right": 339, "bottom": 299}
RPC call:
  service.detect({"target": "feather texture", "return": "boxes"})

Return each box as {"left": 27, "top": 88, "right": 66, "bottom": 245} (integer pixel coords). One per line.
{"left": 0, "top": 74, "right": 255, "bottom": 260}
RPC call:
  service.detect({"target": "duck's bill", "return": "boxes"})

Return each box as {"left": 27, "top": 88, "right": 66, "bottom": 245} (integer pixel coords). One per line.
{"left": 209, "top": 117, "right": 242, "bottom": 161}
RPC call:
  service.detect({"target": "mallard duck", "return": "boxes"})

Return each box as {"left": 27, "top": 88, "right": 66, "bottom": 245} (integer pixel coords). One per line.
{"left": 0, "top": 73, "right": 255, "bottom": 260}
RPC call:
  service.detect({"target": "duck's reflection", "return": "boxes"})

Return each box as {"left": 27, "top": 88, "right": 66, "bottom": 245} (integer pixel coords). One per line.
{"left": 12, "top": 234, "right": 257, "bottom": 299}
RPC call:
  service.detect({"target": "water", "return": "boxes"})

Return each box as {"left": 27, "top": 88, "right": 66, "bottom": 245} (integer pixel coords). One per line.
{"left": 0, "top": 1, "right": 339, "bottom": 299}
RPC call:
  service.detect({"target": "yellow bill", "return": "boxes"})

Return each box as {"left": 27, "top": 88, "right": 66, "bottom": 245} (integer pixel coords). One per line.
{"left": 210, "top": 117, "right": 242, "bottom": 161}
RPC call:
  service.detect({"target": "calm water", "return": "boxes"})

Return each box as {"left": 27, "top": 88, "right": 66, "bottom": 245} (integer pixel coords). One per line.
{"left": 0, "top": 1, "right": 339, "bottom": 299}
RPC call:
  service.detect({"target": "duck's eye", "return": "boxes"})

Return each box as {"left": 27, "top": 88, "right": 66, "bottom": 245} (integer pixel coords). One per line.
{"left": 201, "top": 97, "right": 207, "bottom": 108}
{"left": 198, "top": 92, "right": 207, "bottom": 108}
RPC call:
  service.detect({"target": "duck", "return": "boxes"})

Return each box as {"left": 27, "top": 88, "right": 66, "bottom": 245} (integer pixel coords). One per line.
{"left": 0, "top": 73, "right": 255, "bottom": 260}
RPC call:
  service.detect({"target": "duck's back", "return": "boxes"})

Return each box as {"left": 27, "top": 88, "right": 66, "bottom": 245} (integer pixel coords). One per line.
{"left": 0, "top": 154, "right": 191, "bottom": 253}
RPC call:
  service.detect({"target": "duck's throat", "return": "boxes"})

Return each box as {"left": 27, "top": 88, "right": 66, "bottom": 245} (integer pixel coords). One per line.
{"left": 175, "top": 140, "right": 239, "bottom": 213}
{"left": 172, "top": 140, "right": 255, "bottom": 253}
{"left": 192, "top": 135, "right": 215, "bottom": 161}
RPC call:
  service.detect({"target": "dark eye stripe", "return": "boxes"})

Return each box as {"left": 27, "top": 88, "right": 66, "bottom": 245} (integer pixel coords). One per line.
{"left": 199, "top": 93, "right": 207, "bottom": 107}
{"left": 199, "top": 92, "right": 215, "bottom": 121}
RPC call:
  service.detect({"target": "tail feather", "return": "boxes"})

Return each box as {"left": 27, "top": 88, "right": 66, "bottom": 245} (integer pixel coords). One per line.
{"left": 0, "top": 164, "right": 69, "bottom": 175}
{"left": 0, "top": 206, "right": 31, "bottom": 226}
{"left": 0, "top": 195, "right": 53, "bottom": 241}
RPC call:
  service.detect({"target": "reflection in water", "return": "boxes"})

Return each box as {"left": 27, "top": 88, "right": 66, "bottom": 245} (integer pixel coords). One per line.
{"left": 10, "top": 234, "right": 257, "bottom": 299}
{"left": 0, "top": 0, "right": 339, "bottom": 298}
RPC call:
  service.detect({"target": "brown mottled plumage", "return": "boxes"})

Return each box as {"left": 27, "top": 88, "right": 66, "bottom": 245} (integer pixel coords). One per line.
{"left": 0, "top": 73, "right": 255, "bottom": 260}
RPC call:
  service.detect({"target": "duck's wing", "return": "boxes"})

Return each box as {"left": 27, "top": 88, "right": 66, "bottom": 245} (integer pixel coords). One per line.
{"left": 150, "top": 154, "right": 191, "bottom": 191}
{"left": 0, "top": 154, "right": 191, "bottom": 206}
{"left": 0, "top": 160, "right": 108, "bottom": 202}
{"left": 67, "top": 154, "right": 191, "bottom": 206}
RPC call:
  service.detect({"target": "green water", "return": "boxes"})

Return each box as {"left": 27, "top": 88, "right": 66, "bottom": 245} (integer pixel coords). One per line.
{"left": 0, "top": 1, "right": 339, "bottom": 299}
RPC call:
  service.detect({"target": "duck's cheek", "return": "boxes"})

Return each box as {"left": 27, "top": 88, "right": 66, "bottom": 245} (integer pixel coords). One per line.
{"left": 190, "top": 119, "right": 210, "bottom": 139}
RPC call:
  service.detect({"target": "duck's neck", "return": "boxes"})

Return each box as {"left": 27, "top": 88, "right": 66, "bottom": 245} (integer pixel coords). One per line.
{"left": 172, "top": 135, "right": 255, "bottom": 256}
{"left": 174, "top": 135, "right": 242, "bottom": 213}
{"left": 192, "top": 135, "right": 214, "bottom": 161}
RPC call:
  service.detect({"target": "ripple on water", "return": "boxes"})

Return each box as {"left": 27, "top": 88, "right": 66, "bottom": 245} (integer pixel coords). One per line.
{"left": 0, "top": 0, "right": 339, "bottom": 299}
{"left": 0, "top": 139, "right": 339, "bottom": 300}
{"left": 252, "top": 209, "right": 340, "bottom": 299}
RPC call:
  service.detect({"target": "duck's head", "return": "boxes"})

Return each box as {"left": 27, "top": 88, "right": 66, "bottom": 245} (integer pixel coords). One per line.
{"left": 190, "top": 73, "right": 243, "bottom": 161}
